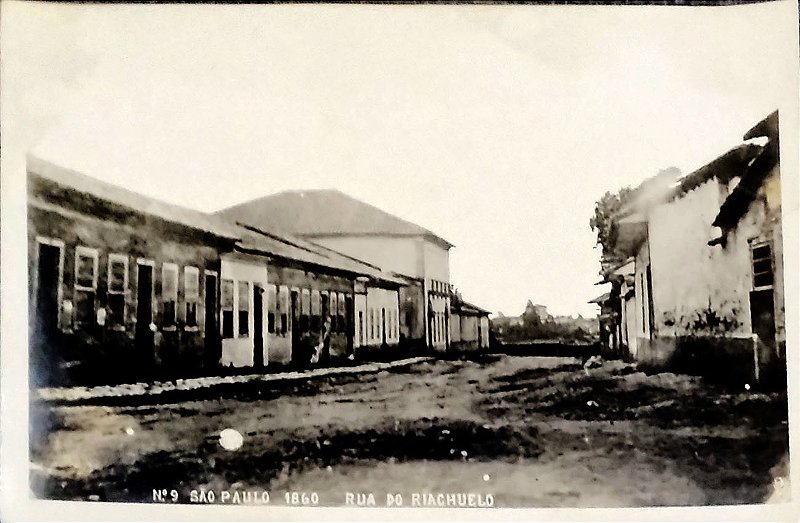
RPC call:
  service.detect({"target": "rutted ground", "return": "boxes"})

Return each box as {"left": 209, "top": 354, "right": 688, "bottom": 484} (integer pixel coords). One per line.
{"left": 30, "top": 354, "right": 789, "bottom": 507}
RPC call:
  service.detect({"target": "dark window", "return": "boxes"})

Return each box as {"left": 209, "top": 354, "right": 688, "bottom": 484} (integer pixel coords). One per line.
{"left": 74, "top": 290, "right": 95, "bottom": 324}
{"left": 162, "top": 264, "right": 178, "bottom": 327}
{"left": 300, "top": 289, "right": 310, "bottom": 333}
{"left": 311, "top": 290, "right": 321, "bottom": 332}
{"left": 238, "top": 281, "right": 250, "bottom": 337}
{"left": 221, "top": 279, "right": 234, "bottom": 339}
{"left": 108, "top": 294, "right": 125, "bottom": 326}
{"left": 267, "top": 285, "right": 276, "bottom": 334}
{"left": 184, "top": 267, "right": 199, "bottom": 327}
{"left": 337, "top": 292, "right": 346, "bottom": 333}
{"left": 74, "top": 247, "right": 98, "bottom": 325}
{"left": 107, "top": 254, "right": 127, "bottom": 327}
{"left": 280, "top": 314, "right": 288, "bottom": 335}
{"left": 751, "top": 243, "right": 774, "bottom": 289}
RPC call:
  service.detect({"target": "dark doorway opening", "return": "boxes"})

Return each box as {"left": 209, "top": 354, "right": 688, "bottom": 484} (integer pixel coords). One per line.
{"left": 290, "top": 290, "right": 300, "bottom": 365}
{"left": 204, "top": 273, "right": 218, "bottom": 367}
{"left": 345, "top": 296, "right": 354, "bottom": 357}
{"left": 135, "top": 263, "right": 154, "bottom": 371}
{"left": 750, "top": 289, "right": 776, "bottom": 347}
{"left": 33, "top": 242, "right": 62, "bottom": 386}
{"left": 381, "top": 307, "right": 387, "bottom": 347}
{"left": 253, "top": 284, "right": 264, "bottom": 368}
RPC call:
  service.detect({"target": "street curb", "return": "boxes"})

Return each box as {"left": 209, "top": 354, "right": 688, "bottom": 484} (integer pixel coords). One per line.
{"left": 36, "top": 356, "right": 435, "bottom": 405}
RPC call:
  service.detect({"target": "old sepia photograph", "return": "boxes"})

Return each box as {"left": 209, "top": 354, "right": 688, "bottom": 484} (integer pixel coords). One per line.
{"left": 1, "top": 0, "right": 798, "bottom": 519}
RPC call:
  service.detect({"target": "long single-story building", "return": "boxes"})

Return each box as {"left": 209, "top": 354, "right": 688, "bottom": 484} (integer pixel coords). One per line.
{"left": 28, "top": 157, "right": 405, "bottom": 386}
{"left": 28, "top": 156, "right": 240, "bottom": 386}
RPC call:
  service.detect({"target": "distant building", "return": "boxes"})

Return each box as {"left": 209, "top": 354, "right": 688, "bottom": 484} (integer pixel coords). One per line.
{"left": 594, "top": 111, "right": 784, "bottom": 383}
{"left": 217, "top": 189, "right": 455, "bottom": 352}
{"left": 450, "top": 299, "right": 490, "bottom": 351}
{"left": 525, "top": 301, "right": 551, "bottom": 322}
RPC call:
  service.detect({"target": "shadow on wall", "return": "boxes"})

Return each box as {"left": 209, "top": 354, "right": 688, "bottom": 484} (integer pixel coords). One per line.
{"left": 637, "top": 335, "right": 786, "bottom": 390}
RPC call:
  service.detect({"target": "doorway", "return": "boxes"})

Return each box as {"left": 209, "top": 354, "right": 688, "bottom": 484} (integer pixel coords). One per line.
{"left": 253, "top": 284, "right": 264, "bottom": 368}
{"left": 33, "top": 242, "right": 62, "bottom": 385}
{"left": 750, "top": 290, "right": 776, "bottom": 347}
{"left": 381, "top": 307, "right": 387, "bottom": 346}
{"left": 345, "top": 296, "right": 354, "bottom": 357}
{"left": 290, "top": 290, "right": 300, "bottom": 364}
{"left": 135, "top": 263, "right": 154, "bottom": 368}
{"left": 204, "top": 273, "right": 218, "bottom": 366}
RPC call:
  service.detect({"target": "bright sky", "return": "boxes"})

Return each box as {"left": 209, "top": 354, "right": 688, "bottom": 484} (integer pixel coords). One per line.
{"left": 2, "top": 1, "right": 796, "bottom": 318}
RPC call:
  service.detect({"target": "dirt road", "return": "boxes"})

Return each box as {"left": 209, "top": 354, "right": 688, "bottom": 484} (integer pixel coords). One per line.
{"left": 30, "top": 354, "right": 789, "bottom": 507}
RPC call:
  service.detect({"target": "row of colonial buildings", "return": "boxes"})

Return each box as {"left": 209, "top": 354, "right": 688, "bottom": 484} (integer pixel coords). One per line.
{"left": 591, "top": 110, "right": 785, "bottom": 384}
{"left": 27, "top": 156, "right": 490, "bottom": 386}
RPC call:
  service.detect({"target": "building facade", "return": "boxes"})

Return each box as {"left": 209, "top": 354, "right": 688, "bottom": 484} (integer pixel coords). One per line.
{"left": 216, "top": 189, "right": 454, "bottom": 352}
{"left": 595, "top": 111, "right": 784, "bottom": 383}
{"left": 449, "top": 300, "right": 490, "bottom": 351}
{"left": 28, "top": 157, "right": 239, "bottom": 386}
{"left": 28, "top": 158, "right": 405, "bottom": 386}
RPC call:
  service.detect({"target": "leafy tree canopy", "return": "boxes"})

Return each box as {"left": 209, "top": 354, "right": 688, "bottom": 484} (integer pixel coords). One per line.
{"left": 589, "top": 186, "right": 633, "bottom": 259}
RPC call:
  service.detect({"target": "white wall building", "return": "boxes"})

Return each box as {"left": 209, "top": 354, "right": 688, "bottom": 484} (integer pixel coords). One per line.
{"left": 217, "top": 189, "right": 452, "bottom": 351}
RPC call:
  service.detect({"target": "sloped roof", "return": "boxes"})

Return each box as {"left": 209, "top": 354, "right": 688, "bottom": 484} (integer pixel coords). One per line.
{"left": 666, "top": 144, "right": 762, "bottom": 203}
{"left": 216, "top": 189, "right": 454, "bottom": 248}
{"left": 28, "top": 155, "right": 241, "bottom": 240}
{"left": 712, "top": 111, "right": 780, "bottom": 232}
{"left": 234, "top": 224, "right": 406, "bottom": 287}
{"left": 588, "top": 292, "right": 611, "bottom": 305}
{"left": 27, "top": 156, "right": 406, "bottom": 285}
{"left": 459, "top": 301, "right": 491, "bottom": 316}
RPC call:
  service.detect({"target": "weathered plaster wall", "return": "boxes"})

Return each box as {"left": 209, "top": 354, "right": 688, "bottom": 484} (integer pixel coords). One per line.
{"left": 648, "top": 180, "right": 755, "bottom": 339}
{"left": 28, "top": 182, "right": 226, "bottom": 384}
{"left": 450, "top": 312, "right": 462, "bottom": 343}
{"left": 422, "top": 239, "right": 450, "bottom": 284}
{"left": 399, "top": 282, "right": 425, "bottom": 344}
{"left": 265, "top": 263, "right": 355, "bottom": 364}
{"left": 637, "top": 172, "right": 782, "bottom": 383}
{"left": 219, "top": 255, "right": 268, "bottom": 368}
{"left": 363, "top": 286, "right": 400, "bottom": 347}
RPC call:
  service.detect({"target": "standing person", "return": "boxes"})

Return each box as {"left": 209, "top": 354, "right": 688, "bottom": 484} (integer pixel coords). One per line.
{"left": 321, "top": 314, "right": 333, "bottom": 363}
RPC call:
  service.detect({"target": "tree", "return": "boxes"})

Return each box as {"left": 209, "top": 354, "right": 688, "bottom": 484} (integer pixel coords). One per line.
{"left": 589, "top": 186, "right": 633, "bottom": 258}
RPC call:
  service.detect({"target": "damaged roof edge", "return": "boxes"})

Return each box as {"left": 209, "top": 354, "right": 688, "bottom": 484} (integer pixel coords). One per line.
{"left": 743, "top": 110, "right": 779, "bottom": 141}
{"left": 711, "top": 139, "right": 779, "bottom": 231}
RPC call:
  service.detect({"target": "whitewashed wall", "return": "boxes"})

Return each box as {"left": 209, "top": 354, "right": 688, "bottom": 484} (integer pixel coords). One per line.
{"left": 220, "top": 255, "right": 268, "bottom": 367}
{"left": 363, "top": 286, "right": 400, "bottom": 347}
{"left": 312, "top": 236, "right": 424, "bottom": 279}
{"left": 647, "top": 179, "right": 762, "bottom": 340}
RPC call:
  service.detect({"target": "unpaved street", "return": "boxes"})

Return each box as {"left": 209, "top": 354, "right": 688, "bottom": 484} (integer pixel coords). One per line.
{"left": 31, "top": 354, "right": 789, "bottom": 507}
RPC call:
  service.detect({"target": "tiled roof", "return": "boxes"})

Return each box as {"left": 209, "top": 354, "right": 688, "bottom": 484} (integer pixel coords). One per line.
{"left": 235, "top": 224, "right": 406, "bottom": 286}
{"left": 28, "top": 155, "right": 242, "bottom": 240}
{"left": 217, "top": 189, "right": 454, "bottom": 248}
{"left": 27, "top": 156, "right": 406, "bottom": 285}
